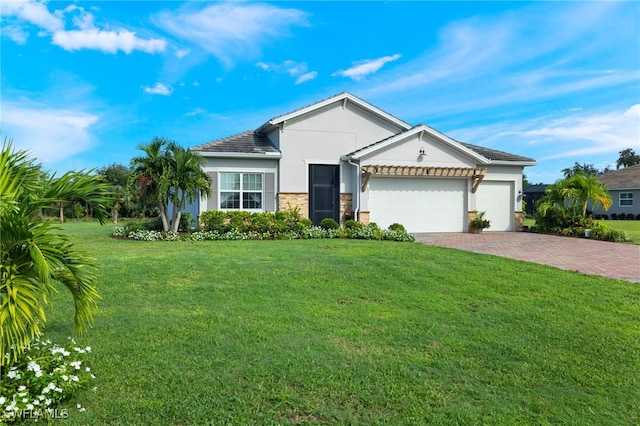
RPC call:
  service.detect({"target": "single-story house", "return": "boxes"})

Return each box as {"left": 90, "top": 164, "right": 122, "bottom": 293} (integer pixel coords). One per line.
{"left": 191, "top": 92, "right": 536, "bottom": 233}
{"left": 592, "top": 164, "right": 640, "bottom": 218}
{"left": 523, "top": 184, "right": 549, "bottom": 216}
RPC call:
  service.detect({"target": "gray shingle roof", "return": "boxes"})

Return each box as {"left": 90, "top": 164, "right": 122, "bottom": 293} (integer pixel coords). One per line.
{"left": 192, "top": 130, "right": 279, "bottom": 154}
{"left": 597, "top": 164, "right": 640, "bottom": 189}
{"left": 458, "top": 142, "right": 535, "bottom": 162}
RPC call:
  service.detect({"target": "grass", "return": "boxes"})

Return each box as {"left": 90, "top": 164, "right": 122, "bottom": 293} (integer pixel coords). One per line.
{"left": 44, "top": 221, "right": 639, "bottom": 425}
{"left": 524, "top": 218, "right": 640, "bottom": 244}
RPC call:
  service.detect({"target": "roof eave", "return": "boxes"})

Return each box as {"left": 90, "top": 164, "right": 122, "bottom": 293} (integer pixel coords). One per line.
{"left": 196, "top": 152, "right": 282, "bottom": 159}
{"left": 489, "top": 160, "right": 537, "bottom": 167}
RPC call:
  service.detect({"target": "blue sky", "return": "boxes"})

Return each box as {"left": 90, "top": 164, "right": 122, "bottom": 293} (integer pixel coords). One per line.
{"left": 1, "top": 1, "right": 639, "bottom": 183}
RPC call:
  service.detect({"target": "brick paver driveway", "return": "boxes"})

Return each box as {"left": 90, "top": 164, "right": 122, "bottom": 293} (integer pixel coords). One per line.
{"left": 414, "top": 232, "right": 640, "bottom": 283}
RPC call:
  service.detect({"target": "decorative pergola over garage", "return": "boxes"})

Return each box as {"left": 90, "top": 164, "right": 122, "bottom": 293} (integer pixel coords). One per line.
{"left": 361, "top": 165, "right": 486, "bottom": 193}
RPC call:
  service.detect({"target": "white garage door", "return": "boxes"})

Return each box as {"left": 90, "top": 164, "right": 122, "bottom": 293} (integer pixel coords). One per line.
{"left": 475, "top": 181, "right": 514, "bottom": 231}
{"left": 368, "top": 177, "right": 467, "bottom": 233}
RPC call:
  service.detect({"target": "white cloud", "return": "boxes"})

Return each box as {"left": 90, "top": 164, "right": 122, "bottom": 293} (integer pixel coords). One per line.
{"left": 295, "top": 71, "right": 317, "bottom": 85}
{"left": 0, "top": 0, "right": 63, "bottom": 32}
{"left": 525, "top": 105, "right": 640, "bottom": 159}
{"left": 153, "top": 3, "right": 309, "bottom": 68}
{"left": 256, "top": 60, "right": 317, "bottom": 84}
{"left": 53, "top": 28, "right": 166, "bottom": 54}
{"left": 2, "top": 1, "right": 166, "bottom": 54}
{"left": 142, "top": 82, "right": 173, "bottom": 96}
{"left": 1, "top": 101, "right": 98, "bottom": 164}
{"left": 175, "top": 48, "right": 191, "bottom": 58}
{"left": 332, "top": 54, "right": 402, "bottom": 81}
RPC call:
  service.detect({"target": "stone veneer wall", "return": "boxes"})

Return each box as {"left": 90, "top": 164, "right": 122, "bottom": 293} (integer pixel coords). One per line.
{"left": 278, "top": 193, "right": 309, "bottom": 218}
{"left": 358, "top": 211, "right": 370, "bottom": 225}
{"left": 514, "top": 211, "right": 523, "bottom": 231}
{"left": 279, "top": 193, "right": 353, "bottom": 223}
{"left": 467, "top": 211, "right": 478, "bottom": 233}
{"left": 339, "top": 194, "right": 352, "bottom": 225}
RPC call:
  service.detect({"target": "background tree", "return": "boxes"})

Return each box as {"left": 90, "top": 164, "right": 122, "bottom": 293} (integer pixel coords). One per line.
{"left": 131, "top": 138, "right": 211, "bottom": 232}
{"left": 562, "top": 162, "right": 600, "bottom": 178}
{"left": 1, "top": 140, "right": 112, "bottom": 365}
{"left": 97, "top": 163, "right": 134, "bottom": 222}
{"left": 616, "top": 148, "right": 640, "bottom": 169}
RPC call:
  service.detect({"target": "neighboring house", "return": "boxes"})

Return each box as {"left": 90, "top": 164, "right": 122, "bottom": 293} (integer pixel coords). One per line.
{"left": 523, "top": 184, "right": 549, "bottom": 216}
{"left": 592, "top": 164, "right": 640, "bottom": 218}
{"left": 191, "top": 92, "right": 536, "bottom": 233}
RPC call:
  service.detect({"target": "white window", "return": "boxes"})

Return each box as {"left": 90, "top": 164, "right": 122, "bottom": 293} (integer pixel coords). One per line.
{"left": 220, "top": 173, "right": 263, "bottom": 210}
{"left": 620, "top": 192, "right": 633, "bottom": 207}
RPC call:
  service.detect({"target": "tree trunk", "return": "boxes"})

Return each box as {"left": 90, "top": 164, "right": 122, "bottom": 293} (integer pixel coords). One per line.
{"left": 59, "top": 202, "right": 64, "bottom": 223}
{"left": 158, "top": 200, "right": 170, "bottom": 232}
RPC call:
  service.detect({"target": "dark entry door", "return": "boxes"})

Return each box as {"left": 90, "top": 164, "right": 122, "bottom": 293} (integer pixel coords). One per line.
{"left": 309, "top": 164, "right": 340, "bottom": 226}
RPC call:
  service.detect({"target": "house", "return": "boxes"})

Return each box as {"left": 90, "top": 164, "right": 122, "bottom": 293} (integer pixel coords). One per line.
{"left": 191, "top": 92, "right": 536, "bottom": 233}
{"left": 523, "top": 184, "right": 549, "bottom": 216}
{"left": 592, "top": 164, "right": 640, "bottom": 218}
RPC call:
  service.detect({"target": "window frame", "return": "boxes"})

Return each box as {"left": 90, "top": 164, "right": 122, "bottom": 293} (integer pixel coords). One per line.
{"left": 219, "top": 172, "right": 264, "bottom": 211}
{"left": 619, "top": 192, "right": 634, "bottom": 207}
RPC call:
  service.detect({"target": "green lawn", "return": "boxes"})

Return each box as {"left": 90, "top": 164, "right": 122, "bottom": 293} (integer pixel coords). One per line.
{"left": 46, "top": 222, "right": 639, "bottom": 425}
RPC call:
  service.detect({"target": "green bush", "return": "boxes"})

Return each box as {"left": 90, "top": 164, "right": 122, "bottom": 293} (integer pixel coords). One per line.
{"left": 388, "top": 223, "right": 406, "bottom": 232}
{"left": 199, "top": 210, "right": 229, "bottom": 233}
{"left": 345, "top": 220, "right": 363, "bottom": 230}
{"left": 319, "top": 218, "right": 339, "bottom": 230}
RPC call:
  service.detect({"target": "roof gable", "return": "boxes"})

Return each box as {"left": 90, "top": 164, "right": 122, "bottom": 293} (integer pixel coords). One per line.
{"left": 344, "top": 124, "right": 535, "bottom": 165}
{"left": 256, "top": 92, "right": 412, "bottom": 134}
{"left": 597, "top": 164, "right": 640, "bottom": 189}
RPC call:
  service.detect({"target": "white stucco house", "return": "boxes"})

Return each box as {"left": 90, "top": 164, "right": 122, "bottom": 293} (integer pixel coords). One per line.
{"left": 191, "top": 92, "right": 536, "bottom": 233}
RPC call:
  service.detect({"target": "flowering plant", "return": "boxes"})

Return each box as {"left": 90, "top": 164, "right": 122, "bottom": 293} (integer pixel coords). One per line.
{"left": 471, "top": 211, "right": 491, "bottom": 230}
{"left": 1, "top": 337, "right": 95, "bottom": 423}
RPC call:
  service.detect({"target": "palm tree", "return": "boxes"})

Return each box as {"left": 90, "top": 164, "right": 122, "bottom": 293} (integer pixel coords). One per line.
{"left": 131, "top": 137, "right": 169, "bottom": 230}
{"left": 537, "top": 173, "right": 612, "bottom": 219}
{"left": 162, "top": 142, "right": 211, "bottom": 232}
{"left": 1, "top": 140, "right": 112, "bottom": 365}
{"left": 569, "top": 173, "right": 612, "bottom": 216}
{"left": 131, "top": 138, "right": 211, "bottom": 232}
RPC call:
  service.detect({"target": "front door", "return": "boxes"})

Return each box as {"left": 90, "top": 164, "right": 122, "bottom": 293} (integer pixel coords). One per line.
{"left": 309, "top": 164, "right": 340, "bottom": 226}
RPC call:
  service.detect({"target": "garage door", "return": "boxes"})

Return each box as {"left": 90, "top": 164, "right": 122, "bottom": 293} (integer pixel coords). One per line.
{"left": 475, "top": 181, "right": 514, "bottom": 231}
{"left": 368, "top": 177, "right": 467, "bottom": 233}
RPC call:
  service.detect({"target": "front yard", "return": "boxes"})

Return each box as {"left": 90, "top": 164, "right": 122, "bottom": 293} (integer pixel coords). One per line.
{"left": 42, "top": 222, "right": 639, "bottom": 425}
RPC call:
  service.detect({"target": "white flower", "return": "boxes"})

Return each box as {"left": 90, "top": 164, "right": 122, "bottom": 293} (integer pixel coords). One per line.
{"left": 18, "top": 386, "right": 26, "bottom": 392}
{"left": 0, "top": 396, "right": 5, "bottom": 404}
{"left": 71, "top": 375, "right": 79, "bottom": 382}
{"left": 44, "top": 399, "right": 52, "bottom": 406}
{"left": 70, "top": 360, "right": 82, "bottom": 370}
{"left": 7, "top": 369, "right": 21, "bottom": 380}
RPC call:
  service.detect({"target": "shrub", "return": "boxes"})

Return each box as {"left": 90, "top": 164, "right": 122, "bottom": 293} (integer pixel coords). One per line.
{"left": 611, "top": 213, "right": 618, "bottom": 220}
{"left": 319, "top": 218, "right": 339, "bottom": 230}
{"left": 636, "top": 214, "right": 640, "bottom": 220}
{"left": 626, "top": 213, "right": 634, "bottom": 220}
{"left": 345, "top": 220, "right": 363, "bottom": 230}
{"left": 388, "top": 223, "right": 406, "bottom": 232}
{"left": 601, "top": 214, "right": 609, "bottom": 220}
{"left": 0, "top": 337, "right": 95, "bottom": 422}
{"left": 199, "top": 210, "right": 228, "bottom": 232}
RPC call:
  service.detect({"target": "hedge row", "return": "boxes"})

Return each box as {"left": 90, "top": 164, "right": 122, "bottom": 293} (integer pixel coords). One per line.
{"left": 112, "top": 210, "right": 415, "bottom": 242}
